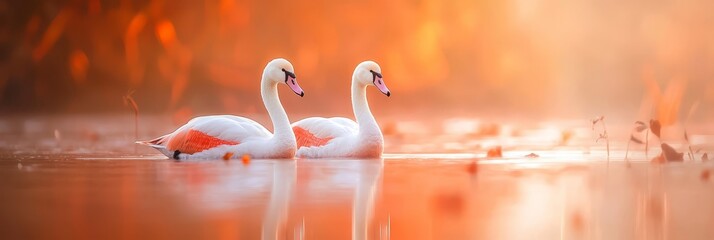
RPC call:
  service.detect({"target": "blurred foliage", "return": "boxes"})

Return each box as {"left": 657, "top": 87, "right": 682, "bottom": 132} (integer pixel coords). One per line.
{"left": 0, "top": 0, "right": 713, "bottom": 122}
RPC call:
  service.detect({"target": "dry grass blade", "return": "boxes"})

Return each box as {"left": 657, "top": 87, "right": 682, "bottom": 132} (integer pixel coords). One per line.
{"left": 591, "top": 115, "right": 609, "bottom": 161}
{"left": 649, "top": 119, "right": 661, "bottom": 138}
{"left": 591, "top": 116, "right": 604, "bottom": 130}
{"left": 596, "top": 133, "right": 608, "bottom": 143}
{"left": 630, "top": 135, "right": 644, "bottom": 144}
{"left": 684, "top": 130, "right": 695, "bottom": 161}
{"left": 123, "top": 90, "right": 140, "bottom": 143}
{"left": 634, "top": 121, "right": 648, "bottom": 132}
{"left": 626, "top": 121, "right": 647, "bottom": 161}
{"left": 684, "top": 131, "right": 689, "bottom": 142}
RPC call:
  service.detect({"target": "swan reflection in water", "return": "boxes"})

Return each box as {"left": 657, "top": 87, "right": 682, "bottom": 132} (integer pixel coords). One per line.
{"left": 262, "top": 160, "right": 295, "bottom": 240}
{"left": 158, "top": 158, "right": 384, "bottom": 239}
{"left": 263, "top": 159, "right": 384, "bottom": 240}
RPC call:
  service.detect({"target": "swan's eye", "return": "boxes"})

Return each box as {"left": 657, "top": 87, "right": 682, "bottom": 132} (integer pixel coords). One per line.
{"left": 369, "top": 70, "right": 382, "bottom": 83}
{"left": 281, "top": 68, "right": 296, "bottom": 82}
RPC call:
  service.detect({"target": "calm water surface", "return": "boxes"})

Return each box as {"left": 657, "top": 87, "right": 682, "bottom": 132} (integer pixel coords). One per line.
{"left": 1, "top": 116, "right": 713, "bottom": 239}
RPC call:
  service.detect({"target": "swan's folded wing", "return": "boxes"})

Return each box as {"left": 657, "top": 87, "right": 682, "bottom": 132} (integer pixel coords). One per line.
{"left": 166, "top": 116, "right": 272, "bottom": 154}
{"left": 327, "top": 117, "right": 359, "bottom": 133}
{"left": 292, "top": 117, "right": 355, "bottom": 138}
{"left": 292, "top": 117, "right": 357, "bottom": 148}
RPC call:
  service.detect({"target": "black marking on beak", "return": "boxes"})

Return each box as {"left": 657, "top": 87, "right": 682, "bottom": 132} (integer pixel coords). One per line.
{"left": 386, "top": 91, "right": 391, "bottom": 97}
{"left": 299, "top": 91, "right": 304, "bottom": 97}
{"left": 173, "top": 150, "right": 181, "bottom": 160}
{"left": 282, "top": 68, "right": 296, "bottom": 83}
{"left": 369, "top": 70, "right": 382, "bottom": 82}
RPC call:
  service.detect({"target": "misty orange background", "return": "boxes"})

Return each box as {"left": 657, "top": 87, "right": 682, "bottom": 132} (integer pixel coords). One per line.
{"left": 1, "top": 0, "right": 713, "bottom": 123}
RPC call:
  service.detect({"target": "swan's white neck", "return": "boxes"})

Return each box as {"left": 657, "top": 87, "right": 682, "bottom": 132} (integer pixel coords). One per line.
{"left": 261, "top": 76, "right": 295, "bottom": 144}
{"left": 351, "top": 80, "right": 382, "bottom": 138}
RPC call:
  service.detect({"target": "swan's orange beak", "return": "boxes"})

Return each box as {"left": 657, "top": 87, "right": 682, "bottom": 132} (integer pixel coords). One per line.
{"left": 286, "top": 75, "right": 304, "bottom": 97}
{"left": 374, "top": 76, "right": 390, "bottom": 97}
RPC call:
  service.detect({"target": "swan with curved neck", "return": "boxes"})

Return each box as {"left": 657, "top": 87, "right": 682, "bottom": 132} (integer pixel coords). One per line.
{"left": 291, "top": 61, "right": 390, "bottom": 158}
{"left": 138, "top": 58, "right": 304, "bottom": 160}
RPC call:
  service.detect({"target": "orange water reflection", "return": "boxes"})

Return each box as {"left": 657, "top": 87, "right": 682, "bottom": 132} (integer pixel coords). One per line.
{"left": 1, "top": 115, "right": 714, "bottom": 239}
{"left": 2, "top": 155, "right": 714, "bottom": 239}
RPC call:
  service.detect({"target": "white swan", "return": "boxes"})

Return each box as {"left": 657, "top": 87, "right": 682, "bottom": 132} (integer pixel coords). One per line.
{"left": 291, "top": 61, "right": 390, "bottom": 158}
{"left": 138, "top": 58, "right": 304, "bottom": 160}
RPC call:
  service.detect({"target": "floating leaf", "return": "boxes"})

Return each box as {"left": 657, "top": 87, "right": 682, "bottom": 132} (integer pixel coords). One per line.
{"left": 241, "top": 154, "right": 251, "bottom": 165}
{"left": 222, "top": 152, "right": 233, "bottom": 161}
{"left": 701, "top": 169, "right": 710, "bottom": 181}
{"left": 634, "top": 121, "right": 648, "bottom": 132}
{"left": 660, "top": 143, "right": 683, "bottom": 162}
{"left": 487, "top": 146, "right": 503, "bottom": 158}
{"left": 649, "top": 119, "right": 661, "bottom": 138}
{"left": 560, "top": 130, "right": 573, "bottom": 145}
{"left": 630, "top": 135, "right": 644, "bottom": 144}
{"left": 466, "top": 161, "right": 478, "bottom": 174}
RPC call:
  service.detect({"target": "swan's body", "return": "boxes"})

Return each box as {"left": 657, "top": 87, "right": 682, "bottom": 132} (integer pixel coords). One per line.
{"left": 291, "top": 61, "right": 390, "bottom": 158}
{"left": 138, "top": 59, "right": 304, "bottom": 160}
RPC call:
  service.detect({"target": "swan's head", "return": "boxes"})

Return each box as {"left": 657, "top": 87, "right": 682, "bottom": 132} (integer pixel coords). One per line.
{"left": 264, "top": 58, "right": 304, "bottom": 97}
{"left": 354, "top": 61, "right": 390, "bottom": 97}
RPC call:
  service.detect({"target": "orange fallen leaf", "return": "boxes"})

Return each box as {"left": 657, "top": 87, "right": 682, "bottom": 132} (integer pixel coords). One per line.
{"left": 223, "top": 152, "right": 233, "bottom": 161}
{"left": 466, "top": 161, "right": 478, "bottom": 174}
{"left": 486, "top": 146, "right": 502, "bottom": 158}
{"left": 560, "top": 130, "right": 573, "bottom": 145}
{"left": 701, "top": 169, "right": 710, "bottom": 181}
{"left": 241, "top": 154, "right": 251, "bottom": 165}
